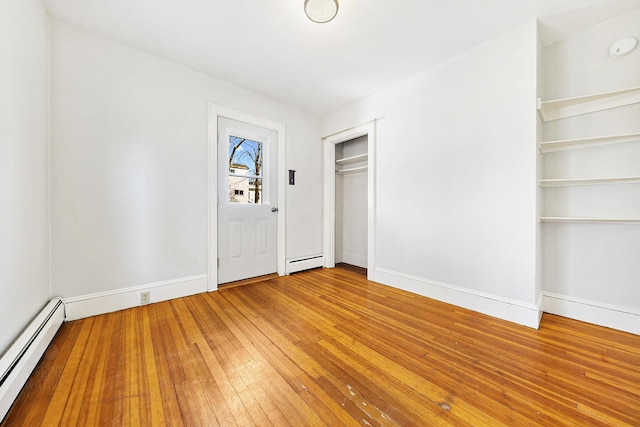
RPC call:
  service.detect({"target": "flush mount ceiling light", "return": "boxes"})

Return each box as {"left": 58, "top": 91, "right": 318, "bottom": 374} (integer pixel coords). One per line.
{"left": 304, "top": 0, "right": 339, "bottom": 23}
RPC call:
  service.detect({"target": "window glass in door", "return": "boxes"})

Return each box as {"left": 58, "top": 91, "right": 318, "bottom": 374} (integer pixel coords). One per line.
{"left": 228, "top": 136, "right": 263, "bottom": 204}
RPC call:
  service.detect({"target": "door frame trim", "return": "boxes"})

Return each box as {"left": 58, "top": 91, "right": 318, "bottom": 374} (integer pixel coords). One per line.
{"left": 323, "top": 121, "right": 376, "bottom": 279}
{"left": 208, "top": 103, "right": 286, "bottom": 291}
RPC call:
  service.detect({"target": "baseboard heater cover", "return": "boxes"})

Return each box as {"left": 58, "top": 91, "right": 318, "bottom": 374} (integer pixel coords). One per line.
{"left": 285, "top": 255, "right": 325, "bottom": 274}
{"left": 0, "top": 298, "right": 65, "bottom": 422}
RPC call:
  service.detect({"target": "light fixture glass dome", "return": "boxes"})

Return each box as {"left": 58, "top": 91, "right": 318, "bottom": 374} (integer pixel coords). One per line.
{"left": 304, "top": 0, "right": 339, "bottom": 23}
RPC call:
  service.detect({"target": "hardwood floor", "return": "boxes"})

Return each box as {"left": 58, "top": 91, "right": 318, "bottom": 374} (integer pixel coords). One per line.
{"left": 3, "top": 266, "right": 640, "bottom": 426}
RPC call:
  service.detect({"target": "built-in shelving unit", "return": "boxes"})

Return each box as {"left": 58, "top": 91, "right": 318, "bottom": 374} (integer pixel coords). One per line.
{"left": 539, "top": 177, "right": 640, "bottom": 188}
{"left": 538, "top": 85, "right": 640, "bottom": 224}
{"left": 539, "top": 132, "right": 640, "bottom": 153}
{"left": 538, "top": 86, "right": 640, "bottom": 122}
{"left": 539, "top": 217, "right": 640, "bottom": 224}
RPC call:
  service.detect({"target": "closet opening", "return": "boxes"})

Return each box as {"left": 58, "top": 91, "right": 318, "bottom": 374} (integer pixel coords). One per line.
{"left": 323, "top": 121, "right": 376, "bottom": 281}
{"left": 335, "top": 136, "right": 368, "bottom": 272}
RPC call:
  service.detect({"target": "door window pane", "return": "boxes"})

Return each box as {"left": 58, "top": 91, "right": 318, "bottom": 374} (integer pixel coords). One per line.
{"left": 228, "top": 136, "right": 263, "bottom": 204}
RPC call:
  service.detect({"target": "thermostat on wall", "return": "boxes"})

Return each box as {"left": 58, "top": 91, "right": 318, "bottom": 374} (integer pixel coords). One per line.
{"left": 609, "top": 36, "right": 638, "bottom": 57}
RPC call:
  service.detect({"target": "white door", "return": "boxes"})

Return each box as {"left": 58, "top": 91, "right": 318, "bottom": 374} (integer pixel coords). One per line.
{"left": 217, "top": 117, "right": 278, "bottom": 284}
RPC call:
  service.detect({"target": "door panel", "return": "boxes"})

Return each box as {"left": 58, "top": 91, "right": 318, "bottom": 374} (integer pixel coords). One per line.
{"left": 218, "top": 117, "right": 278, "bottom": 284}
{"left": 229, "top": 221, "right": 244, "bottom": 260}
{"left": 256, "top": 219, "right": 268, "bottom": 256}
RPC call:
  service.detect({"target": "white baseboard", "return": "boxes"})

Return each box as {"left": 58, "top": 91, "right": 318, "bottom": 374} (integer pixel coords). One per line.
{"left": 370, "top": 268, "right": 541, "bottom": 329}
{"left": 0, "top": 298, "right": 65, "bottom": 422}
{"left": 63, "top": 275, "right": 208, "bottom": 321}
{"left": 341, "top": 253, "right": 367, "bottom": 269}
{"left": 543, "top": 292, "right": 640, "bottom": 335}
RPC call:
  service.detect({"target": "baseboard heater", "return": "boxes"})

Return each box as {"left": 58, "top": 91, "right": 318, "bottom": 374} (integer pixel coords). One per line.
{"left": 285, "top": 254, "right": 325, "bottom": 275}
{"left": 0, "top": 298, "right": 65, "bottom": 422}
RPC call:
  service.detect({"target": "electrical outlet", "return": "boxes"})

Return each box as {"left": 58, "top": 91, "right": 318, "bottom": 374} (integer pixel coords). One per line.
{"left": 140, "top": 291, "right": 151, "bottom": 305}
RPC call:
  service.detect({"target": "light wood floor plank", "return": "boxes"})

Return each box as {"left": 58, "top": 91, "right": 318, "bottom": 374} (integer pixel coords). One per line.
{"left": 138, "top": 306, "right": 164, "bottom": 426}
{"left": 147, "top": 303, "right": 185, "bottom": 426}
{"left": 76, "top": 312, "right": 112, "bottom": 426}
{"left": 208, "top": 291, "right": 355, "bottom": 426}
{"left": 59, "top": 316, "right": 104, "bottom": 426}
{"left": 189, "top": 297, "right": 321, "bottom": 427}
{"left": 46, "top": 316, "right": 97, "bottom": 426}
{"left": 2, "top": 266, "right": 640, "bottom": 426}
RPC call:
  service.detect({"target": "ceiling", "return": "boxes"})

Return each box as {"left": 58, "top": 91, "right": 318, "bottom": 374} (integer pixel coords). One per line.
{"left": 44, "top": 0, "right": 640, "bottom": 117}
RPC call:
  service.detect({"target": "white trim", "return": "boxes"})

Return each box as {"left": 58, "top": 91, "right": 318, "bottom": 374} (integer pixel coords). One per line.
{"left": 207, "top": 104, "right": 286, "bottom": 291}
{"left": 0, "top": 299, "right": 65, "bottom": 422}
{"left": 542, "top": 292, "right": 640, "bottom": 335}
{"left": 370, "top": 268, "right": 542, "bottom": 329}
{"left": 341, "top": 253, "right": 367, "bottom": 269}
{"left": 63, "top": 275, "right": 208, "bottom": 321}
{"left": 323, "top": 141, "right": 336, "bottom": 268}
{"left": 535, "top": 292, "right": 544, "bottom": 325}
{"left": 323, "top": 120, "right": 377, "bottom": 280}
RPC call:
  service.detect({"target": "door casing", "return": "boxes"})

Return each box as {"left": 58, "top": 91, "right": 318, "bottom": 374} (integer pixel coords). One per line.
{"left": 323, "top": 121, "right": 376, "bottom": 280}
{"left": 208, "top": 103, "right": 286, "bottom": 290}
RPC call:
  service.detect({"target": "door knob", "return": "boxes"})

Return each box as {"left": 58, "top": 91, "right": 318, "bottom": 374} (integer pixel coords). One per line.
{"left": 271, "top": 207, "right": 278, "bottom": 213}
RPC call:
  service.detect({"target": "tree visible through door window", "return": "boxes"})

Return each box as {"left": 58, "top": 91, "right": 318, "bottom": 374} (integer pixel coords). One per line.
{"left": 228, "top": 135, "right": 263, "bottom": 204}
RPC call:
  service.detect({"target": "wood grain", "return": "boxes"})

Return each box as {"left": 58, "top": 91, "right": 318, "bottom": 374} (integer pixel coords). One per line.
{"left": 2, "top": 266, "right": 639, "bottom": 426}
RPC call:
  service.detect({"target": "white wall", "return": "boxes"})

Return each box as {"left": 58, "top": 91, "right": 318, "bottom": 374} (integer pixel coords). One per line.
{"left": 50, "top": 21, "right": 323, "bottom": 301}
{"left": 324, "top": 22, "right": 541, "bottom": 327}
{"left": 0, "top": 0, "right": 50, "bottom": 353}
{"left": 335, "top": 136, "right": 368, "bottom": 268}
{"left": 541, "top": 10, "right": 640, "bottom": 328}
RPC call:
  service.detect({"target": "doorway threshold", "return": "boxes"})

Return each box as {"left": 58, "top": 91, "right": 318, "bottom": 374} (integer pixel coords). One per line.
{"left": 336, "top": 263, "right": 367, "bottom": 277}
{"left": 218, "top": 273, "right": 279, "bottom": 290}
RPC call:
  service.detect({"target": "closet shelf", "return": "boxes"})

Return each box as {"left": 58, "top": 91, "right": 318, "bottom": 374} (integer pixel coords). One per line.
{"left": 538, "top": 86, "right": 640, "bottom": 122}
{"left": 336, "top": 165, "right": 368, "bottom": 174}
{"left": 539, "top": 177, "right": 640, "bottom": 188}
{"left": 335, "top": 153, "right": 368, "bottom": 165}
{"left": 539, "top": 217, "right": 640, "bottom": 224}
{"left": 539, "top": 132, "right": 640, "bottom": 153}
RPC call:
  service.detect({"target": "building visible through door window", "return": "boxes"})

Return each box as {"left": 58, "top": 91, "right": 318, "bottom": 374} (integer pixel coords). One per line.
{"left": 228, "top": 135, "right": 263, "bottom": 204}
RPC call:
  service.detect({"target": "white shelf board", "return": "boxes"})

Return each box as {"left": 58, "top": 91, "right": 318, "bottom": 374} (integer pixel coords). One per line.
{"left": 336, "top": 153, "right": 368, "bottom": 165}
{"left": 539, "top": 132, "right": 640, "bottom": 153}
{"left": 336, "top": 165, "right": 368, "bottom": 174}
{"left": 539, "top": 177, "right": 640, "bottom": 188}
{"left": 538, "top": 86, "right": 640, "bottom": 122}
{"left": 539, "top": 217, "right": 640, "bottom": 224}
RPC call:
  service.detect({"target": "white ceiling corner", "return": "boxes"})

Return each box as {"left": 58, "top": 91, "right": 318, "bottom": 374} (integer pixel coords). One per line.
{"left": 538, "top": 0, "right": 640, "bottom": 45}
{"left": 43, "top": 0, "right": 640, "bottom": 116}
